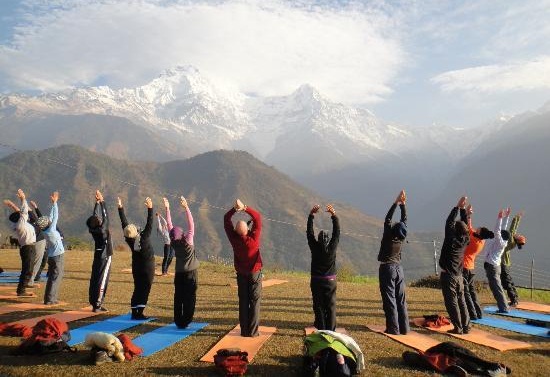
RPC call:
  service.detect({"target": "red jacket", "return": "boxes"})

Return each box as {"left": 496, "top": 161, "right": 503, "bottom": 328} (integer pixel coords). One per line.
{"left": 463, "top": 218, "right": 485, "bottom": 270}
{"left": 224, "top": 207, "right": 263, "bottom": 275}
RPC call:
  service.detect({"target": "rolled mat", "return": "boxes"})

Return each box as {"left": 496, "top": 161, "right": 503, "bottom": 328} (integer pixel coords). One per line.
{"left": 366, "top": 324, "right": 440, "bottom": 352}
{"left": 484, "top": 306, "right": 550, "bottom": 323}
{"left": 516, "top": 302, "right": 550, "bottom": 314}
{"left": 132, "top": 322, "right": 208, "bottom": 357}
{"left": 200, "top": 324, "right": 276, "bottom": 362}
{"left": 68, "top": 313, "right": 155, "bottom": 346}
{"left": 410, "top": 318, "right": 531, "bottom": 351}
{"left": 0, "top": 301, "right": 66, "bottom": 315}
{"left": 473, "top": 317, "right": 550, "bottom": 338}
{"left": 8, "top": 307, "right": 102, "bottom": 328}
{"left": 304, "top": 326, "right": 347, "bottom": 335}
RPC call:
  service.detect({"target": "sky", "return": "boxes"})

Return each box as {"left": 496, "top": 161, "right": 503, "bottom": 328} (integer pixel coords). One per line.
{"left": 1, "top": 0, "right": 550, "bottom": 127}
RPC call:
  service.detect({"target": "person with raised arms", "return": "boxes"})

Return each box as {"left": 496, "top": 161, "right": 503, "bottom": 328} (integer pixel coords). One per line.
{"left": 378, "top": 190, "right": 409, "bottom": 335}
{"left": 37, "top": 191, "right": 65, "bottom": 305}
{"left": 439, "top": 196, "right": 471, "bottom": 334}
{"left": 163, "top": 196, "right": 198, "bottom": 329}
{"left": 3, "top": 189, "right": 36, "bottom": 297}
{"left": 118, "top": 196, "right": 155, "bottom": 320}
{"left": 156, "top": 208, "right": 174, "bottom": 276}
{"left": 500, "top": 212, "right": 527, "bottom": 307}
{"left": 86, "top": 190, "right": 113, "bottom": 312}
{"left": 224, "top": 199, "right": 263, "bottom": 337}
{"left": 306, "top": 203, "right": 340, "bottom": 331}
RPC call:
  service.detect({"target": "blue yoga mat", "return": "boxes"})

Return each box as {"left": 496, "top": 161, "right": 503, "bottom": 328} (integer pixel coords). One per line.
{"left": 484, "top": 306, "right": 550, "bottom": 323}
{"left": 473, "top": 317, "right": 549, "bottom": 338}
{"left": 132, "top": 322, "right": 208, "bottom": 356}
{"left": 0, "top": 272, "right": 47, "bottom": 278}
{"left": 68, "top": 313, "right": 155, "bottom": 346}
{"left": 0, "top": 279, "right": 19, "bottom": 284}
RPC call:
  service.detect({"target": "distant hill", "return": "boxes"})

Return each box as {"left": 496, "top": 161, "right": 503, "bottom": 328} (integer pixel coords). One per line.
{"left": 0, "top": 145, "right": 437, "bottom": 278}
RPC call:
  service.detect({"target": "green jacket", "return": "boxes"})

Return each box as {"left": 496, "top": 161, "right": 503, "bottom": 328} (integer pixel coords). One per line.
{"left": 304, "top": 332, "right": 356, "bottom": 361}
{"left": 501, "top": 215, "right": 521, "bottom": 266}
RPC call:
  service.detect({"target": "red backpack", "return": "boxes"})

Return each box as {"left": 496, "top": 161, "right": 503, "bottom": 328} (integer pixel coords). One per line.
{"left": 17, "top": 318, "right": 74, "bottom": 355}
{"left": 213, "top": 348, "right": 249, "bottom": 376}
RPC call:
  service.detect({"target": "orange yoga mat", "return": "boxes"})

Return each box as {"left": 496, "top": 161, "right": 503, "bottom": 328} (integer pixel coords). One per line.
{"left": 0, "top": 291, "right": 37, "bottom": 299}
{"left": 200, "top": 325, "right": 276, "bottom": 362}
{"left": 9, "top": 307, "right": 101, "bottom": 328}
{"left": 516, "top": 302, "right": 550, "bottom": 314}
{"left": 367, "top": 324, "right": 440, "bottom": 352}
{"left": 411, "top": 318, "right": 531, "bottom": 351}
{"left": 0, "top": 301, "right": 66, "bottom": 315}
{"left": 304, "top": 327, "right": 347, "bottom": 335}
{"left": 231, "top": 279, "right": 289, "bottom": 289}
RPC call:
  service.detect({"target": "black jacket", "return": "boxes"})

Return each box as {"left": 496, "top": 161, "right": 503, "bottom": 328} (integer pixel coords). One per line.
{"left": 119, "top": 207, "right": 155, "bottom": 261}
{"left": 439, "top": 207, "right": 470, "bottom": 275}
{"left": 307, "top": 214, "right": 340, "bottom": 277}
{"left": 88, "top": 202, "right": 113, "bottom": 257}
{"left": 378, "top": 203, "right": 407, "bottom": 263}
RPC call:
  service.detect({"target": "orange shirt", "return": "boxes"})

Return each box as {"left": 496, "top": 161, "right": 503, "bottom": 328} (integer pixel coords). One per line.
{"left": 463, "top": 222, "right": 485, "bottom": 270}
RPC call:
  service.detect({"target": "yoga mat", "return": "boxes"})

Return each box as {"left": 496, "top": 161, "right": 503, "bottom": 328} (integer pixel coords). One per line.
{"left": 0, "top": 301, "right": 66, "bottom": 315}
{"left": 304, "top": 327, "right": 347, "bottom": 335}
{"left": 473, "top": 317, "right": 550, "bottom": 338}
{"left": 0, "top": 279, "right": 20, "bottom": 284}
{"left": 201, "top": 325, "right": 276, "bottom": 362}
{"left": 231, "top": 279, "right": 289, "bottom": 289}
{"left": 367, "top": 324, "right": 440, "bottom": 352}
{"left": 0, "top": 272, "right": 46, "bottom": 278}
{"left": 133, "top": 322, "right": 208, "bottom": 357}
{"left": 0, "top": 291, "right": 36, "bottom": 299}
{"left": 9, "top": 307, "right": 102, "bottom": 328}
{"left": 516, "top": 302, "right": 550, "bottom": 314}
{"left": 484, "top": 306, "right": 550, "bottom": 323}
{"left": 68, "top": 313, "right": 155, "bottom": 346}
{"left": 411, "top": 318, "right": 531, "bottom": 351}
{"left": 155, "top": 271, "right": 174, "bottom": 276}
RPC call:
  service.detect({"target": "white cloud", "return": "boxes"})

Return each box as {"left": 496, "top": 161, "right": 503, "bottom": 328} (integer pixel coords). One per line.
{"left": 0, "top": 0, "right": 406, "bottom": 104}
{"left": 431, "top": 57, "right": 550, "bottom": 93}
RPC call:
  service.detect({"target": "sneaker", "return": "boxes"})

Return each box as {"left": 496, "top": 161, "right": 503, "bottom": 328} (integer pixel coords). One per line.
{"left": 447, "top": 328, "right": 463, "bottom": 335}
{"left": 463, "top": 326, "right": 471, "bottom": 334}
{"left": 496, "top": 309, "right": 509, "bottom": 314}
{"left": 92, "top": 306, "right": 109, "bottom": 313}
{"left": 16, "top": 291, "right": 28, "bottom": 297}
{"left": 94, "top": 350, "right": 113, "bottom": 365}
{"left": 509, "top": 301, "right": 518, "bottom": 307}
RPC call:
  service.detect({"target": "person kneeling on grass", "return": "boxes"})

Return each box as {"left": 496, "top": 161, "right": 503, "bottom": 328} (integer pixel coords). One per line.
{"left": 118, "top": 196, "right": 155, "bottom": 320}
{"left": 163, "top": 195, "right": 198, "bottom": 329}
{"left": 37, "top": 191, "right": 65, "bottom": 305}
{"left": 378, "top": 190, "right": 409, "bottom": 335}
{"left": 306, "top": 203, "right": 340, "bottom": 331}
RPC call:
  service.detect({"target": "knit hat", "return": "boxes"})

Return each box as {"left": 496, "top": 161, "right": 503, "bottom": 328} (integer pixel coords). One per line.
{"left": 36, "top": 216, "right": 51, "bottom": 230}
{"left": 86, "top": 215, "right": 101, "bottom": 230}
{"left": 392, "top": 222, "right": 407, "bottom": 240}
{"left": 8, "top": 212, "right": 20, "bottom": 223}
{"left": 514, "top": 234, "right": 526, "bottom": 246}
{"left": 169, "top": 226, "right": 184, "bottom": 241}
{"left": 124, "top": 224, "right": 139, "bottom": 239}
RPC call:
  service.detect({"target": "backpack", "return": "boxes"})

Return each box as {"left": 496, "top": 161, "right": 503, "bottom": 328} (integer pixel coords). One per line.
{"left": 213, "top": 348, "right": 249, "bottom": 376}
{"left": 16, "top": 318, "right": 75, "bottom": 355}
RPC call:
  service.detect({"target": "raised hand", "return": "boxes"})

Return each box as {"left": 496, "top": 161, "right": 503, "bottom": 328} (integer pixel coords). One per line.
{"left": 117, "top": 197, "right": 123, "bottom": 208}
{"left": 50, "top": 191, "right": 59, "bottom": 203}
{"left": 326, "top": 204, "right": 336, "bottom": 216}
{"left": 17, "top": 189, "right": 25, "bottom": 201}
{"left": 145, "top": 197, "right": 153, "bottom": 209}
{"left": 457, "top": 196, "right": 468, "bottom": 208}
{"left": 95, "top": 190, "right": 104, "bottom": 202}
{"left": 235, "top": 199, "right": 245, "bottom": 211}
{"left": 180, "top": 196, "right": 188, "bottom": 209}
{"left": 505, "top": 207, "right": 511, "bottom": 217}
{"left": 517, "top": 211, "right": 525, "bottom": 218}
{"left": 466, "top": 204, "right": 473, "bottom": 215}
{"left": 162, "top": 197, "right": 170, "bottom": 209}
{"left": 498, "top": 209, "right": 504, "bottom": 219}
{"left": 396, "top": 189, "right": 406, "bottom": 204}
{"left": 310, "top": 204, "right": 320, "bottom": 214}
{"left": 30, "top": 200, "right": 38, "bottom": 209}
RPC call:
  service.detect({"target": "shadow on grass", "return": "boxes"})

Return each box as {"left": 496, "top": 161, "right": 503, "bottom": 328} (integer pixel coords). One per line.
{"left": 0, "top": 347, "right": 92, "bottom": 366}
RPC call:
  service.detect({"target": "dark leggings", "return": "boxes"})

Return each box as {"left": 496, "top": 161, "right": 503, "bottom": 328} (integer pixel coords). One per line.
{"left": 162, "top": 244, "right": 174, "bottom": 274}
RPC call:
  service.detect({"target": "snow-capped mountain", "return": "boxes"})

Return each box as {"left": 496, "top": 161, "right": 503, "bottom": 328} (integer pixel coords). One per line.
{"left": 0, "top": 65, "right": 491, "bottom": 171}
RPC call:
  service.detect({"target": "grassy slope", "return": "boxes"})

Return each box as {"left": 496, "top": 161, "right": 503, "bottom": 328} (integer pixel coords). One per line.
{"left": 0, "top": 249, "right": 548, "bottom": 377}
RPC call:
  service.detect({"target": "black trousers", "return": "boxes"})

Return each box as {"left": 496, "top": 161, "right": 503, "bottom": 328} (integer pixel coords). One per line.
{"left": 462, "top": 268, "right": 483, "bottom": 319}
{"left": 237, "top": 271, "right": 262, "bottom": 337}
{"left": 17, "top": 244, "right": 36, "bottom": 295}
{"left": 162, "top": 244, "right": 174, "bottom": 274}
{"left": 131, "top": 257, "right": 155, "bottom": 308}
{"left": 500, "top": 264, "right": 519, "bottom": 304}
{"left": 35, "top": 246, "right": 49, "bottom": 281}
{"left": 310, "top": 277, "right": 337, "bottom": 331}
{"left": 174, "top": 269, "right": 198, "bottom": 328}
{"left": 88, "top": 251, "right": 112, "bottom": 308}
{"left": 440, "top": 271, "right": 470, "bottom": 332}
{"left": 379, "top": 263, "right": 409, "bottom": 334}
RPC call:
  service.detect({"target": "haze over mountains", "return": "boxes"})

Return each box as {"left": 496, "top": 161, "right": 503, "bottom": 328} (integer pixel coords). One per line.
{"left": 1, "top": 66, "right": 549, "bottom": 287}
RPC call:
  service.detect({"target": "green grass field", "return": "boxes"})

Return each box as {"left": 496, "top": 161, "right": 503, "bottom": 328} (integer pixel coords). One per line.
{"left": 1, "top": 249, "right": 549, "bottom": 376}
